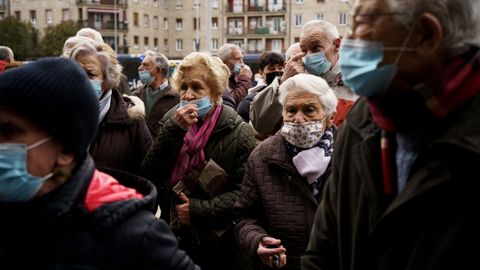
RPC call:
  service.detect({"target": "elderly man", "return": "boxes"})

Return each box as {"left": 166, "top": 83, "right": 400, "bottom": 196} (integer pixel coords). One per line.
{"left": 217, "top": 43, "right": 253, "bottom": 105}
{"left": 134, "top": 50, "right": 179, "bottom": 137}
{"left": 0, "top": 58, "right": 199, "bottom": 269}
{"left": 250, "top": 20, "right": 358, "bottom": 139}
{"left": 302, "top": 1, "right": 480, "bottom": 270}
{"left": 0, "top": 46, "right": 14, "bottom": 73}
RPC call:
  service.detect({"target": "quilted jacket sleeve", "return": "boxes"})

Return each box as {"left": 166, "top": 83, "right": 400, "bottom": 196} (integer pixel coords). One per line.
{"left": 234, "top": 151, "right": 270, "bottom": 258}
{"left": 141, "top": 113, "right": 187, "bottom": 192}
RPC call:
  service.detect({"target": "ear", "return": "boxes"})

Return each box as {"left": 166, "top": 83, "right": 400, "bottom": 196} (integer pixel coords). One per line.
{"left": 328, "top": 112, "right": 336, "bottom": 126}
{"left": 332, "top": 38, "right": 341, "bottom": 54}
{"left": 414, "top": 12, "right": 443, "bottom": 56}
{"left": 56, "top": 149, "right": 75, "bottom": 167}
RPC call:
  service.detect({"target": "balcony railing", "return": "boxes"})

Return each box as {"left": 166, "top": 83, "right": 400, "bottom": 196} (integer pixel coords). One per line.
{"left": 0, "top": 4, "right": 6, "bottom": 10}
{"left": 78, "top": 20, "right": 128, "bottom": 31}
{"left": 226, "top": 1, "right": 286, "bottom": 13}
{"left": 76, "top": 0, "right": 127, "bottom": 8}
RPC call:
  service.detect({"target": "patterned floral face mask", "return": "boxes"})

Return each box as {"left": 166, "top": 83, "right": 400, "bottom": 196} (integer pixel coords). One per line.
{"left": 281, "top": 120, "right": 325, "bottom": 149}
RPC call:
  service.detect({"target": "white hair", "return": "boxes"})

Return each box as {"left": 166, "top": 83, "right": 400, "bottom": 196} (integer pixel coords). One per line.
{"left": 285, "top": 42, "right": 301, "bottom": 61}
{"left": 386, "top": 0, "right": 480, "bottom": 52}
{"left": 144, "top": 50, "right": 170, "bottom": 78}
{"left": 279, "top": 73, "right": 337, "bottom": 117}
{"left": 76, "top": 28, "right": 104, "bottom": 44}
{"left": 301, "top": 20, "right": 339, "bottom": 42}
{"left": 217, "top": 43, "right": 241, "bottom": 61}
{"left": 62, "top": 36, "right": 98, "bottom": 58}
{"left": 0, "top": 46, "right": 14, "bottom": 62}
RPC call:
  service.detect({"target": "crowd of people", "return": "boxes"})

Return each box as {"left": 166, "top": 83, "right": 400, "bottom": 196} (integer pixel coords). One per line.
{"left": 1, "top": 0, "right": 480, "bottom": 269}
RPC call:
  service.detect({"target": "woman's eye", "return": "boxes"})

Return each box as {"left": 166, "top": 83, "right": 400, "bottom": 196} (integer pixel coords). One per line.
{"left": 180, "top": 83, "right": 188, "bottom": 91}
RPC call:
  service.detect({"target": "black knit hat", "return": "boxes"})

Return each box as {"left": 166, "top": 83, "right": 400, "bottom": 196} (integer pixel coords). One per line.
{"left": 0, "top": 57, "right": 99, "bottom": 161}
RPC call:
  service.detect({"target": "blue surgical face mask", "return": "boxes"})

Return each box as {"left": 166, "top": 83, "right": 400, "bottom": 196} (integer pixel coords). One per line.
{"left": 339, "top": 28, "right": 416, "bottom": 97}
{"left": 89, "top": 79, "right": 103, "bottom": 99}
{"left": 303, "top": 51, "right": 332, "bottom": 76}
{"left": 232, "top": 63, "right": 242, "bottom": 74}
{"left": 0, "top": 137, "right": 54, "bottom": 202}
{"left": 180, "top": 96, "right": 212, "bottom": 118}
{"left": 139, "top": 70, "right": 154, "bottom": 86}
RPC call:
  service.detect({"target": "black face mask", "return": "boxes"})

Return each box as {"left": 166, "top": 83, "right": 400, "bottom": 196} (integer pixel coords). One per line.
{"left": 265, "top": 71, "right": 284, "bottom": 85}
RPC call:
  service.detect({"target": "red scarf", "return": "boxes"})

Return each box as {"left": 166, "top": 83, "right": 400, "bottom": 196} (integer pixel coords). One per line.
{"left": 170, "top": 105, "right": 223, "bottom": 187}
{"left": 370, "top": 47, "right": 480, "bottom": 196}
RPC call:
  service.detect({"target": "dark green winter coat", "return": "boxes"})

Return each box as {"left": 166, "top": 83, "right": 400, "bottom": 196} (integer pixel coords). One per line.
{"left": 142, "top": 104, "right": 255, "bottom": 270}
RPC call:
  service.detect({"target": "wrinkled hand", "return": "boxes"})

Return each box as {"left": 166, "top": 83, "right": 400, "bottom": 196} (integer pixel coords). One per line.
{"left": 175, "top": 104, "right": 198, "bottom": 128}
{"left": 257, "top": 236, "right": 287, "bottom": 268}
{"left": 281, "top": 52, "right": 305, "bottom": 83}
{"left": 239, "top": 64, "right": 253, "bottom": 78}
{"left": 175, "top": 192, "right": 190, "bottom": 225}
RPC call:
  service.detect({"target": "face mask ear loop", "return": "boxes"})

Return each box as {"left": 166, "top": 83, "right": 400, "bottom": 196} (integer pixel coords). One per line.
{"left": 26, "top": 137, "right": 51, "bottom": 151}
{"left": 394, "top": 18, "right": 418, "bottom": 66}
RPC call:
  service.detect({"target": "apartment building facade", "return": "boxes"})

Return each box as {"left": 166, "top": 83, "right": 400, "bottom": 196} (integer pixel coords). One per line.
{"left": 4, "top": 0, "right": 352, "bottom": 58}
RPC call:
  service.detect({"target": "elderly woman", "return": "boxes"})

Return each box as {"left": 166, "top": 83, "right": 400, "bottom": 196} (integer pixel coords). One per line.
{"left": 234, "top": 73, "right": 337, "bottom": 270}
{"left": 142, "top": 52, "right": 256, "bottom": 270}
{"left": 69, "top": 42, "right": 152, "bottom": 174}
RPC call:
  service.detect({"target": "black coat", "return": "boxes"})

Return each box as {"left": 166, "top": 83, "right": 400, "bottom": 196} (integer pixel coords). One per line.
{"left": 0, "top": 156, "right": 200, "bottom": 270}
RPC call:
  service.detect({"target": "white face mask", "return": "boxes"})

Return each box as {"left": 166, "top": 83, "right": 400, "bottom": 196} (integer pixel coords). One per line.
{"left": 281, "top": 121, "right": 325, "bottom": 149}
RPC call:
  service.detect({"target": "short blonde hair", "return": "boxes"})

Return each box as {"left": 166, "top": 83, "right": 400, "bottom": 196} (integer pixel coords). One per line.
{"left": 279, "top": 73, "right": 337, "bottom": 117}
{"left": 171, "top": 52, "right": 230, "bottom": 102}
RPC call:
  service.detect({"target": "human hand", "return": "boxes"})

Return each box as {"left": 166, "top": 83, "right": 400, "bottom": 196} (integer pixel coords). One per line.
{"left": 175, "top": 192, "right": 190, "bottom": 225}
{"left": 239, "top": 64, "right": 253, "bottom": 78}
{"left": 257, "top": 236, "right": 287, "bottom": 268}
{"left": 281, "top": 52, "right": 305, "bottom": 83}
{"left": 175, "top": 104, "right": 198, "bottom": 128}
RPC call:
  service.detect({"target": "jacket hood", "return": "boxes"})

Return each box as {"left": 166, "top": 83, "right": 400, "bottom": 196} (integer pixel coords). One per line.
{"left": 123, "top": 94, "right": 146, "bottom": 120}
{"left": 85, "top": 167, "right": 157, "bottom": 233}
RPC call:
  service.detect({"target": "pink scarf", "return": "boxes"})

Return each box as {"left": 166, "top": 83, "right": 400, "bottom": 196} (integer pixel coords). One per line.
{"left": 170, "top": 105, "right": 223, "bottom": 187}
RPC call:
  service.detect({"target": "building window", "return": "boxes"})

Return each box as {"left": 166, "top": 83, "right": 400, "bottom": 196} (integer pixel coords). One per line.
{"left": 45, "top": 9, "right": 53, "bottom": 25}
{"left": 163, "top": 0, "right": 168, "bottom": 9}
{"left": 163, "top": 17, "right": 168, "bottom": 30}
{"left": 133, "top": 12, "right": 139, "bottom": 26}
{"left": 154, "top": 37, "right": 158, "bottom": 50}
{"left": 176, "top": 39, "right": 183, "bottom": 51}
{"left": 296, "top": 0, "right": 304, "bottom": 3}
{"left": 315, "top": 13, "right": 324, "bottom": 21}
{"left": 176, "top": 18, "right": 183, "bottom": 30}
{"left": 295, "top": 14, "right": 303, "bottom": 27}
{"left": 211, "top": 17, "right": 218, "bottom": 29}
{"left": 134, "top": 35, "right": 139, "bottom": 49}
{"left": 211, "top": 38, "right": 218, "bottom": 50}
{"left": 62, "top": 9, "right": 70, "bottom": 21}
{"left": 193, "top": 0, "right": 200, "bottom": 8}
{"left": 294, "top": 37, "right": 300, "bottom": 42}
{"left": 212, "top": 0, "right": 219, "bottom": 8}
{"left": 193, "top": 18, "right": 200, "bottom": 30}
{"left": 143, "top": 14, "right": 149, "bottom": 28}
{"left": 29, "top": 10, "right": 36, "bottom": 24}
{"left": 153, "top": 16, "right": 158, "bottom": 29}
{"left": 14, "top": 11, "right": 21, "bottom": 21}
{"left": 153, "top": 0, "right": 158, "bottom": 7}
{"left": 176, "top": 1, "right": 183, "bottom": 9}
{"left": 339, "top": 12, "right": 348, "bottom": 26}
{"left": 163, "top": 38, "right": 168, "bottom": 51}
{"left": 271, "top": 39, "right": 282, "bottom": 53}
{"left": 144, "top": 36, "right": 149, "bottom": 49}
{"left": 193, "top": 39, "right": 199, "bottom": 51}
{"left": 132, "top": 0, "right": 138, "bottom": 3}
{"left": 317, "top": 0, "right": 325, "bottom": 2}
{"left": 143, "top": 0, "right": 149, "bottom": 5}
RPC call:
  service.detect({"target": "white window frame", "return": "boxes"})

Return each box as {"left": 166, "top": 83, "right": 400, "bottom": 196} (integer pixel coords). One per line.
{"left": 176, "top": 39, "right": 183, "bottom": 51}
{"left": 339, "top": 12, "right": 348, "bottom": 26}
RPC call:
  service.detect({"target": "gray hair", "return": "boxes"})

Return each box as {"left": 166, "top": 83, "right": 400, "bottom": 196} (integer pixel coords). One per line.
{"left": 0, "top": 46, "right": 14, "bottom": 62}
{"left": 144, "top": 50, "right": 170, "bottom": 78}
{"left": 76, "top": 28, "right": 104, "bottom": 44}
{"left": 386, "top": 0, "right": 480, "bottom": 52}
{"left": 69, "top": 44, "right": 120, "bottom": 90}
{"left": 217, "top": 43, "right": 241, "bottom": 61}
{"left": 279, "top": 73, "right": 337, "bottom": 117}
{"left": 62, "top": 36, "right": 98, "bottom": 58}
{"left": 285, "top": 42, "right": 301, "bottom": 61}
{"left": 301, "top": 20, "right": 339, "bottom": 42}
